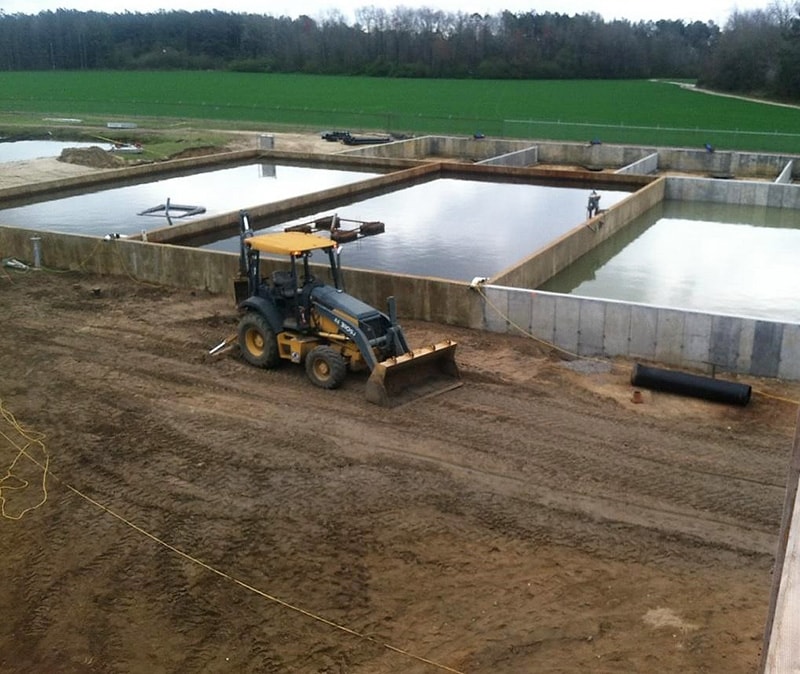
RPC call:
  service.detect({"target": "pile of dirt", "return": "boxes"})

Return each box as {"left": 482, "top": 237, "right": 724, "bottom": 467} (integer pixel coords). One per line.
{"left": 58, "top": 145, "right": 126, "bottom": 169}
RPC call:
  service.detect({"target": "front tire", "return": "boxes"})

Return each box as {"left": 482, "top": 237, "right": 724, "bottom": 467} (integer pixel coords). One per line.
{"left": 305, "top": 346, "right": 347, "bottom": 389}
{"left": 238, "top": 312, "right": 279, "bottom": 368}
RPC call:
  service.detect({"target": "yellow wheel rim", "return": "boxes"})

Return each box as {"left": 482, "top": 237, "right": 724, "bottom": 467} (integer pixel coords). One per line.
{"left": 313, "top": 359, "right": 330, "bottom": 379}
{"left": 245, "top": 329, "right": 264, "bottom": 357}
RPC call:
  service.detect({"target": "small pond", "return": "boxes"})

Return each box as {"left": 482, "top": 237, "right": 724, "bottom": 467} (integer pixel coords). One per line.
{"left": 540, "top": 200, "right": 800, "bottom": 323}
{"left": 0, "top": 162, "right": 382, "bottom": 237}
{"left": 202, "top": 177, "right": 630, "bottom": 282}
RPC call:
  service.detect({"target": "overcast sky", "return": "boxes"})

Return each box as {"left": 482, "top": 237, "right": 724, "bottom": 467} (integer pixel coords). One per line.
{"left": 0, "top": 1, "right": 777, "bottom": 26}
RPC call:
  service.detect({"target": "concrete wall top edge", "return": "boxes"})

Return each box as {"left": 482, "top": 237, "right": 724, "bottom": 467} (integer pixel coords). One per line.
{"left": 478, "top": 283, "right": 800, "bottom": 328}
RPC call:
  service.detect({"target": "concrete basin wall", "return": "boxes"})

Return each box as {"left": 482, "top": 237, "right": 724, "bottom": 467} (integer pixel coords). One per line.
{"left": 477, "top": 147, "right": 539, "bottom": 167}
{"left": 535, "top": 141, "right": 653, "bottom": 169}
{"left": 490, "top": 177, "right": 666, "bottom": 289}
{"left": 334, "top": 135, "right": 800, "bottom": 180}
{"left": 0, "top": 227, "right": 242, "bottom": 293}
{"left": 533, "top": 142, "right": 800, "bottom": 179}
{"left": 616, "top": 152, "right": 659, "bottom": 175}
{"left": 3, "top": 222, "right": 800, "bottom": 382}
{"left": 0, "top": 225, "right": 480, "bottom": 327}
{"left": 348, "top": 136, "right": 799, "bottom": 177}
{"left": 658, "top": 148, "right": 798, "bottom": 179}
{"left": 479, "top": 284, "right": 800, "bottom": 379}
{"left": 341, "top": 136, "right": 536, "bottom": 161}
{"left": 665, "top": 176, "right": 800, "bottom": 208}
{"left": 777, "top": 161, "right": 794, "bottom": 184}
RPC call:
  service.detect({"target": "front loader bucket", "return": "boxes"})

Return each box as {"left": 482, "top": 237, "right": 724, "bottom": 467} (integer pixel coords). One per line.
{"left": 365, "top": 340, "right": 461, "bottom": 407}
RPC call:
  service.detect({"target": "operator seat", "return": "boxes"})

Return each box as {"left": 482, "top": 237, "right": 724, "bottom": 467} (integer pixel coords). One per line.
{"left": 272, "top": 270, "right": 297, "bottom": 299}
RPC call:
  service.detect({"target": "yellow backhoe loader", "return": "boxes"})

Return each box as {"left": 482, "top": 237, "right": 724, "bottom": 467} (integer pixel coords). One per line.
{"left": 231, "top": 211, "right": 460, "bottom": 406}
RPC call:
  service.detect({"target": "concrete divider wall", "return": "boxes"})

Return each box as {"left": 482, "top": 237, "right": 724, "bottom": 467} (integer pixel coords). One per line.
{"left": 776, "top": 161, "right": 795, "bottom": 184}
{"left": 342, "top": 136, "right": 535, "bottom": 161}
{"left": 0, "top": 225, "right": 480, "bottom": 327}
{"left": 330, "top": 135, "right": 800, "bottom": 180}
{"left": 345, "top": 136, "right": 651, "bottom": 168}
{"left": 490, "top": 177, "right": 666, "bottom": 289}
{"left": 477, "top": 147, "right": 539, "bottom": 167}
{"left": 657, "top": 148, "right": 796, "bottom": 179}
{"left": 535, "top": 141, "right": 653, "bottom": 169}
{"left": 665, "top": 176, "right": 800, "bottom": 208}
{"left": 616, "top": 152, "right": 659, "bottom": 175}
{"left": 536, "top": 143, "right": 799, "bottom": 178}
{"left": 4, "top": 223, "right": 800, "bottom": 382}
{"left": 0, "top": 227, "right": 241, "bottom": 294}
{"left": 352, "top": 137, "right": 652, "bottom": 169}
{"left": 408, "top": 138, "right": 800, "bottom": 179}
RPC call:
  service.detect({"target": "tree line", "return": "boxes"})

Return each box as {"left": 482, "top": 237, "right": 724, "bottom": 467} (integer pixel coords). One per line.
{"left": 0, "top": 3, "right": 798, "bottom": 100}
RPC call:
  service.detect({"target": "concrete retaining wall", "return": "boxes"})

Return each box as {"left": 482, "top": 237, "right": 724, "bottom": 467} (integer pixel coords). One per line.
{"left": 657, "top": 148, "right": 796, "bottom": 179}
{"left": 342, "top": 136, "right": 534, "bottom": 161}
{"left": 344, "top": 136, "right": 800, "bottom": 180}
{"left": 477, "top": 147, "right": 538, "bottom": 167}
{"left": 0, "top": 225, "right": 480, "bottom": 327}
{"left": 616, "top": 152, "right": 659, "bottom": 175}
{"left": 761, "top": 414, "right": 800, "bottom": 673}
{"left": 490, "top": 177, "right": 666, "bottom": 289}
{"left": 480, "top": 284, "right": 800, "bottom": 380}
{"left": 665, "top": 176, "right": 800, "bottom": 208}
{"left": 777, "top": 161, "right": 794, "bottom": 184}
{"left": 3, "top": 223, "right": 799, "bottom": 382}
{"left": 535, "top": 141, "right": 652, "bottom": 170}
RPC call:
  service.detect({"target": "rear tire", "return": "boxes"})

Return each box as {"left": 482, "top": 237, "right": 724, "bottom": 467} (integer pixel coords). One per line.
{"left": 305, "top": 346, "right": 347, "bottom": 389}
{"left": 238, "top": 312, "right": 279, "bottom": 368}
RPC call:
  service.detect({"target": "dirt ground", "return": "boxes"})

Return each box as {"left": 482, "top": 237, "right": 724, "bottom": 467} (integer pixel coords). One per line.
{"left": 1, "top": 131, "right": 799, "bottom": 673}
{"left": 1, "top": 266, "right": 798, "bottom": 674}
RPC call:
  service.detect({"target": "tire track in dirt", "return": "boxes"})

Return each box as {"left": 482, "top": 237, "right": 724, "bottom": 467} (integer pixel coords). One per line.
{"left": 156, "top": 388, "right": 779, "bottom": 557}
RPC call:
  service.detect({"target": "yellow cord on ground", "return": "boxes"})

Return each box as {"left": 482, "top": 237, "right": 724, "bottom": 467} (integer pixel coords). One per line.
{"left": 0, "top": 399, "right": 465, "bottom": 674}
{"left": 752, "top": 389, "right": 800, "bottom": 406}
{"left": 0, "top": 400, "right": 49, "bottom": 520}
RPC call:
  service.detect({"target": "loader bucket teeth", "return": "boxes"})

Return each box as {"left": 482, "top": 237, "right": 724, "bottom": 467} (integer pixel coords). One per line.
{"left": 365, "top": 340, "right": 461, "bottom": 407}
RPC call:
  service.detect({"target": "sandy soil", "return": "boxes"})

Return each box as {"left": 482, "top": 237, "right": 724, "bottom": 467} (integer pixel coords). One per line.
{"left": 1, "top": 265, "right": 798, "bottom": 673}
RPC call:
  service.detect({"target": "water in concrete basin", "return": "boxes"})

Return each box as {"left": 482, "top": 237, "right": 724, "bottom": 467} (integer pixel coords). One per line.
{"left": 0, "top": 140, "right": 113, "bottom": 161}
{"left": 0, "top": 163, "right": 380, "bottom": 236}
{"left": 204, "top": 178, "right": 630, "bottom": 282}
{"left": 540, "top": 200, "right": 800, "bottom": 323}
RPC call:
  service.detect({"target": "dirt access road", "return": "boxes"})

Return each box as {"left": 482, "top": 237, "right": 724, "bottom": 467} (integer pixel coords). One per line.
{"left": 0, "top": 265, "right": 797, "bottom": 673}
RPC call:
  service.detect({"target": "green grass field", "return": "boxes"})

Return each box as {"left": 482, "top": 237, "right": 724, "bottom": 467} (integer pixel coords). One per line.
{"left": 1, "top": 71, "right": 800, "bottom": 153}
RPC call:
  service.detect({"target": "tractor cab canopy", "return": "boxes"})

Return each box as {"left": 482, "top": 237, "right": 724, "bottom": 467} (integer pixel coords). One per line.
{"left": 245, "top": 231, "right": 337, "bottom": 256}
{"left": 243, "top": 230, "right": 343, "bottom": 291}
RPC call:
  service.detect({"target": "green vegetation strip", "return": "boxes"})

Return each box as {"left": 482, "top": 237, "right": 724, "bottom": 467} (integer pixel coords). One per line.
{"left": 1, "top": 71, "right": 799, "bottom": 153}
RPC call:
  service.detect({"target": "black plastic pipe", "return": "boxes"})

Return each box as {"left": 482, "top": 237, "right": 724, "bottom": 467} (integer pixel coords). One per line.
{"left": 630, "top": 363, "right": 752, "bottom": 406}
